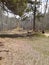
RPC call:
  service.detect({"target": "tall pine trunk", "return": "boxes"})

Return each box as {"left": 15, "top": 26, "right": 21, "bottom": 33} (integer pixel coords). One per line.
{"left": 33, "top": 0, "right": 37, "bottom": 31}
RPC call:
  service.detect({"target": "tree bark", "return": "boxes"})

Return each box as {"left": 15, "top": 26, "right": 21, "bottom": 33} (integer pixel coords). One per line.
{"left": 33, "top": 0, "right": 37, "bottom": 31}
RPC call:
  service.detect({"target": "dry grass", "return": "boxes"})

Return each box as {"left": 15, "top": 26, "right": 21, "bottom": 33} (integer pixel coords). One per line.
{"left": 0, "top": 34, "right": 49, "bottom": 65}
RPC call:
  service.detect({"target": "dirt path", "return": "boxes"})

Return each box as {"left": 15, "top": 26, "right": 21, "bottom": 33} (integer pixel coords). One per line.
{"left": 0, "top": 38, "right": 49, "bottom": 65}
{"left": 44, "top": 33, "right": 49, "bottom": 37}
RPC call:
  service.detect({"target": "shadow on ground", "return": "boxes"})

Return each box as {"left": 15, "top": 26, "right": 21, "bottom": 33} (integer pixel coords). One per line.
{"left": 0, "top": 33, "right": 33, "bottom": 38}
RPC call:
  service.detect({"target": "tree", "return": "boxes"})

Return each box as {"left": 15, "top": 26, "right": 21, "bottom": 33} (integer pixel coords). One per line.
{"left": 28, "top": 0, "right": 41, "bottom": 31}
{"left": 41, "top": 0, "right": 48, "bottom": 32}
{"left": 33, "top": 0, "right": 37, "bottom": 31}
{"left": 0, "top": 0, "right": 27, "bottom": 16}
{"left": 44, "top": 0, "right": 48, "bottom": 16}
{"left": 20, "top": 0, "right": 42, "bottom": 31}
{"left": 0, "top": 0, "right": 48, "bottom": 32}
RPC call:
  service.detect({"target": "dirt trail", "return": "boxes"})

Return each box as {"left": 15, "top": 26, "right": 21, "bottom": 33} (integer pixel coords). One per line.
{"left": 0, "top": 38, "right": 49, "bottom": 65}
{"left": 44, "top": 33, "right": 49, "bottom": 37}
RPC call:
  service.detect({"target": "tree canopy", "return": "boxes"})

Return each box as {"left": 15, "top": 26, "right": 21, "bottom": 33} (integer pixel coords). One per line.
{"left": 0, "top": 0, "right": 27, "bottom": 16}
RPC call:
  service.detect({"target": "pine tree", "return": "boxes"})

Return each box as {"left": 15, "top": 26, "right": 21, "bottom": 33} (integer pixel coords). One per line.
{"left": 0, "top": 0, "right": 27, "bottom": 16}
{"left": 28, "top": 0, "right": 41, "bottom": 31}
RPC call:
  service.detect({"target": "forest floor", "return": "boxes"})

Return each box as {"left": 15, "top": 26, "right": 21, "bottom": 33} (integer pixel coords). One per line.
{"left": 44, "top": 33, "right": 49, "bottom": 37}
{"left": 0, "top": 33, "right": 49, "bottom": 65}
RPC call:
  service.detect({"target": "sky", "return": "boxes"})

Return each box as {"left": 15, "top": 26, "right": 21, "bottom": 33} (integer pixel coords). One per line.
{"left": 40, "top": 0, "right": 49, "bottom": 2}
{"left": 3, "top": 0, "right": 49, "bottom": 18}
{"left": 41, "top": 0, "right": 49, "bottom": 13}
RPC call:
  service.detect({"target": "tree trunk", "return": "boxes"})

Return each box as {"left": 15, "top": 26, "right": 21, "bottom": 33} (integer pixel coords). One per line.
{"left": 33, "top": 0, "right": 37, "bottom": 31}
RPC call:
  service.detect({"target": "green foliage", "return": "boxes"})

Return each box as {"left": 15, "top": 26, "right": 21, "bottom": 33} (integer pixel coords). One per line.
{"left": 21, "top": 16, "right": 28, "bottom": 21}
{"left": 26, "top": 8, "right": 31, "bottom": 12}
{"left": 36, "top": 13, "right": 44, "bottom": 21}
{"left": 0, "top": 0, "right": 27, "bottom": 16}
